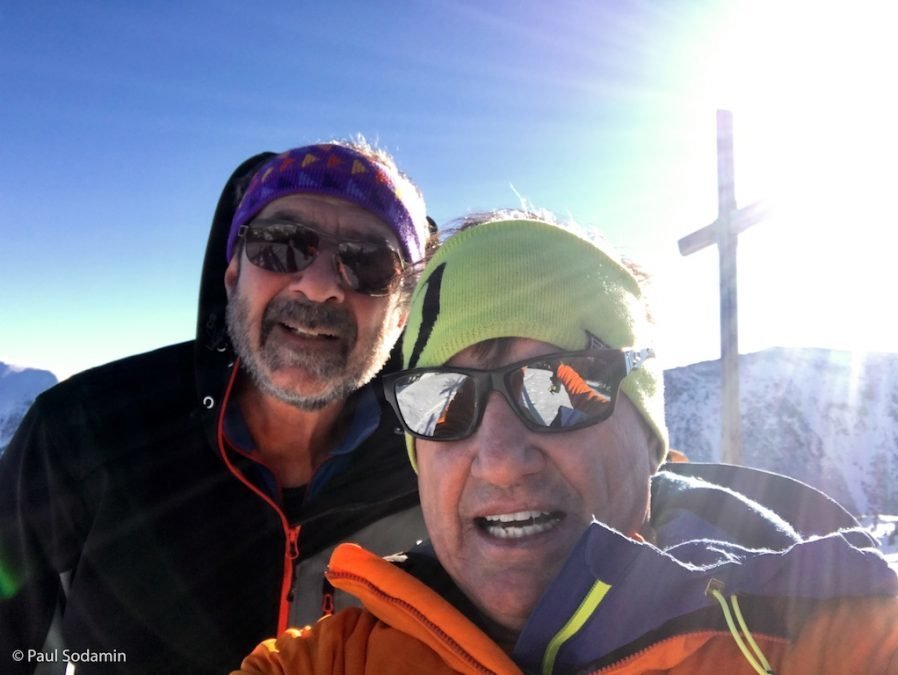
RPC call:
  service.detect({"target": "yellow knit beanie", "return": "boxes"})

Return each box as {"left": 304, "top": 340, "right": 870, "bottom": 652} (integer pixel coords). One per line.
{"left": 401, "top": 219, "right": 668, "bottom": 469}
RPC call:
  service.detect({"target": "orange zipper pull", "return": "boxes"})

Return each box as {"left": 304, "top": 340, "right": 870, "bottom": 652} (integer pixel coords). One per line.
{"left": 287, "top": 525, "right": 301, "bottom": 559}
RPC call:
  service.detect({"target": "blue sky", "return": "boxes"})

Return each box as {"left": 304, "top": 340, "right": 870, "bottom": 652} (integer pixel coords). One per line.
{"left": 2, "top": 1, "right": 896, "bottom": 380}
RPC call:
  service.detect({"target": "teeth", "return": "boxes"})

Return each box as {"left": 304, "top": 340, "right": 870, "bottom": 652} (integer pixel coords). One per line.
{"left": 284, "top": 324, "right": 335, "bottom": 339}
{"left": 484, "top": 510, "right": 548, "bottom": 524}
{"left": 479, "top": 511, "right": 562, "bottom": 540}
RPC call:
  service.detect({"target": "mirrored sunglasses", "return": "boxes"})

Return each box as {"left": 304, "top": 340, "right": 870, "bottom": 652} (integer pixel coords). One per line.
{"left": 383, "top": 348, "right": 654, "bottom": 441}
{"left": 238, "top": 220, "right": 405, "bottom": 296}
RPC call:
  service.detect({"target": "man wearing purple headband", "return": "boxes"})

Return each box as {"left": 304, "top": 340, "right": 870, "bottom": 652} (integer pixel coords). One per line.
{"left": 0, "top": 140, "right": 435, "bottom": 674}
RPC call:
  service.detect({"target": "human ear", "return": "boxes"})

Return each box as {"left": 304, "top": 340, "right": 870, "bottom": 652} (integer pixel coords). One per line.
{"left": 224, "top": 256, "right": 239, "bottom": 299}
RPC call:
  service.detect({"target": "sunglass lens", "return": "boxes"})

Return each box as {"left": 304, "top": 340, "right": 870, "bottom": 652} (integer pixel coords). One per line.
{"left": 394, "top": 371, "right": 478, "bottom": 439}
{"left": 514, "top": 355, "right": 618, "bottom": 429}
{"left": 245, "top": 224, "right": 319, "bottom": 274}
{"left": 336, "top": 243, "right": 403, "bottom": 295}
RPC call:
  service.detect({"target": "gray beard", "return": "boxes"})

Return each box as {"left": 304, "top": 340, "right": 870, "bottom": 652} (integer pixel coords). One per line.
{"left": 226, "top": 291, "right": 394, "bottom": 410}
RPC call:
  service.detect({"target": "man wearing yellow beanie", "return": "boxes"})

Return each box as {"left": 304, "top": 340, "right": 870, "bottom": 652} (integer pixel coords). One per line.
{"left": 235, "top": 213, "right": 898, "bottom": 674}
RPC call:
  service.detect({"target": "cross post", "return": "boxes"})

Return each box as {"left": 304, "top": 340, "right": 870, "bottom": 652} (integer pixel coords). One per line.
{"left": 678, "top": 110, "right": 768, "bottom": 465}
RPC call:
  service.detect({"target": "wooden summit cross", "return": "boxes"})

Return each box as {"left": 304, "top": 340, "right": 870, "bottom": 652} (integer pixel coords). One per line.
{"left": 678, "top": 110, "right": 767, "bottom": 465}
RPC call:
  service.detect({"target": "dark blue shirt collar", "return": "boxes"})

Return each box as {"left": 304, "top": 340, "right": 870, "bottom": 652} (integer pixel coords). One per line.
{"left": 223, "top": 384, "right": 382, "bottom": 499}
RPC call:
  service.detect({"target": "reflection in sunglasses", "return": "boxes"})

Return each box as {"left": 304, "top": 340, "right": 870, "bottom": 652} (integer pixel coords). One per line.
{"left": 385, "top": 349, "right": 653, "bottom": 441}
{"left": 238, "top": 220, "right": 404, "bottom": 296}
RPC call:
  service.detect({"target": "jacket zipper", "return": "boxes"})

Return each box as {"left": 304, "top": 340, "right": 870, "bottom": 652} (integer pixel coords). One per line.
{"left": 214, "top": 361, "right": 301, "bottom": 635}
{"left": 328, "top": 569, "right": 502, "bottom": 675}
{"left": 280, "top": 524, "right": 301, "bottom": 633}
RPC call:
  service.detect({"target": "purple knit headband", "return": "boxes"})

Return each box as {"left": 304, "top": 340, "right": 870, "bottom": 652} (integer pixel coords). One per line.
{"left": 226, "top": 144, "right": 427, "bottom": 264}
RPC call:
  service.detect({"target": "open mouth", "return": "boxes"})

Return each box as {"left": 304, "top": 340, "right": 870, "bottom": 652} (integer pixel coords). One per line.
{"left": 280, "top": 323, "right": 339, "bottom": 340}
{"left": 475, "top": 510, "right": 565, "bottom": 540}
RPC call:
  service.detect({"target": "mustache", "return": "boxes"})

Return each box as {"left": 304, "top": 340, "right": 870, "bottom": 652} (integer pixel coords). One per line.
{"left": 260, "top": 297, "right": 356, "bottom": 342}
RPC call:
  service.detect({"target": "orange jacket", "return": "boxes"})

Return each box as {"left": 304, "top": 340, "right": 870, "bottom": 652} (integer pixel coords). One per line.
{"left": 234, "top": 543, "right": 898, "bottom": 674}
{"left": 234, "top": 543, "right": 518, "bottom": 674}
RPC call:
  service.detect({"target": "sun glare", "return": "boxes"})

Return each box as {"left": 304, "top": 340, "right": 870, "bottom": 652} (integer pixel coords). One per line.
{"left": 680, "top": 1, "right": 898, "bottom": 357}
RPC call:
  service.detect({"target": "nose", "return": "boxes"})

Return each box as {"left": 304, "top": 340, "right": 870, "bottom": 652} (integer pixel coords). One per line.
{"left": 469, "top": 392, "right": 546, "bottom": 487}
{"left": 285, "top": 251, "right": 345, "bottom": 303}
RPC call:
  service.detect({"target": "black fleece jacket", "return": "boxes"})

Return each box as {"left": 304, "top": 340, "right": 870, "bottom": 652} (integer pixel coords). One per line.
{"left": 0, "top": 153, "right": 421, "bottom": 674}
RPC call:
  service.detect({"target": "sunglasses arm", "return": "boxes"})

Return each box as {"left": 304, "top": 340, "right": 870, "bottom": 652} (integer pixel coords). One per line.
{"left": 625, "top": 347, "right": 655, "bottom": 374}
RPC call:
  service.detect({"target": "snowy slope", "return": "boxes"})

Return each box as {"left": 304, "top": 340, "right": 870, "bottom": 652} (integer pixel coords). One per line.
{"left": 665, "top": 348, "right": 898, "bottom": 515}
{"left": 0, "top": 362, "right": 57, "bottom": 452}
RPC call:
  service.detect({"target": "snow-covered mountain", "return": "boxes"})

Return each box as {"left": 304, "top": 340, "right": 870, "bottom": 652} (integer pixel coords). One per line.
{"left": 665, "top": 347, "right": 898, "bottom": 515}
{"left": 0, "top": 362, "right": 57, "bottom": 453}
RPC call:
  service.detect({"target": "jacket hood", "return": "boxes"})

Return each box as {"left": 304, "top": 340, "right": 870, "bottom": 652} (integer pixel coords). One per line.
{"left": 192, "top": 152, "right": 275, "bottom": 441}
{"left": 195, "top": 152, "right": 275, "bottom": 358}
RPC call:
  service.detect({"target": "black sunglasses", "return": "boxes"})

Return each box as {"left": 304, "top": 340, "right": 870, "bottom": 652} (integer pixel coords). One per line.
{"left": 383, "top": 348, "right": 654, "bottom": 441}
{"left": 238, "top": 220, "right": 405, "bottom": 296}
